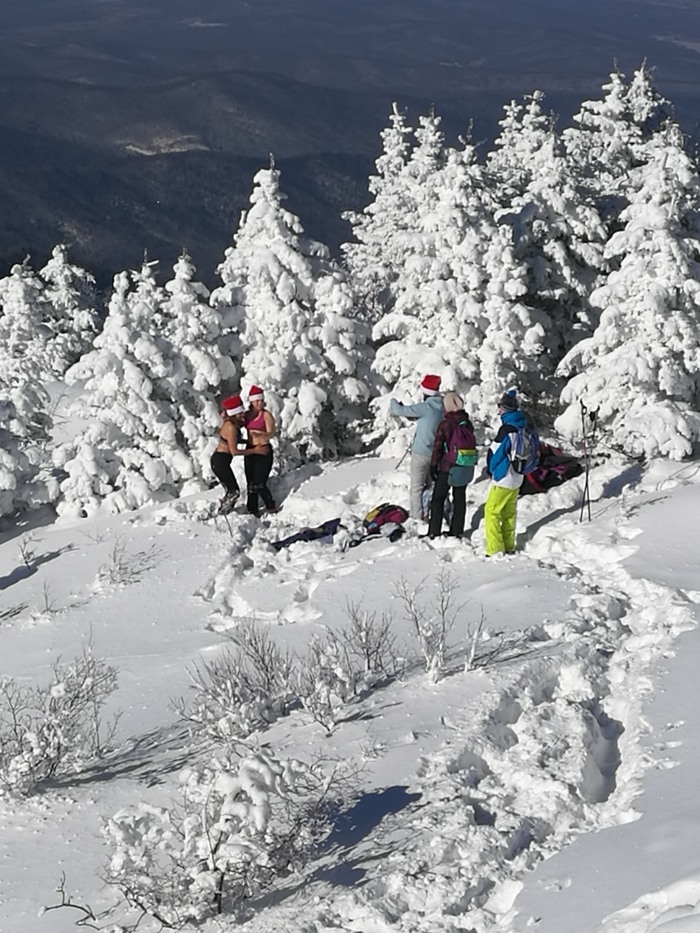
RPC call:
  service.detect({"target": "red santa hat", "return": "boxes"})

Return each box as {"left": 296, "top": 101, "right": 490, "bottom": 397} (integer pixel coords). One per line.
{"left": 222, "top": 395, "right": 244, "bottom": 415}
{"left": 248, "top": 385, "right": 265, "bottom": 401}
{"left": 420, "top": 374, "right": 441, "bottom": 396}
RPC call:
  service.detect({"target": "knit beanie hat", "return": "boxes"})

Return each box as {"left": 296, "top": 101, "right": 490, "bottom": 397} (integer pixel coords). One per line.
{"left": 443, "top": 391, "right": 463, "bottom": 412}
{"left": 222, "top": 395, "right": 245, "bottom": 415}
{"left": 421, "top": 374, "right": 441, "bottom": 395}
{"left": 248, "top": 385, "right": 264, "bottom": 401}
{"left": 499, "top": 388, "right": 518, "bottom": 411}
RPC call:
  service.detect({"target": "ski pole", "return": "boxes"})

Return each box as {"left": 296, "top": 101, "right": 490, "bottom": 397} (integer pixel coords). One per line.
{"left": 579, "top": 401, "right": 590, "bottom": 522}
{"left": 579, "top": 402, "right": 599, "bottom": 522}
{"left": 395, "top": 446, "right": 411, "bottom": 470}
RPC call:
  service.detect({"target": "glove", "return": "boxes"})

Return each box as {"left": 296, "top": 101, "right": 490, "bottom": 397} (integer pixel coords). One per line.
{"left": 429, "top": 465, "right": 439, "bottom": 482}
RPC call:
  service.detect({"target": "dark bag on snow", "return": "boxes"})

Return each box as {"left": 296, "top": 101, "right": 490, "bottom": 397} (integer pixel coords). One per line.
{"left": 271, "top": 518, "right": 342, "bottom": 551}
{"left": 519, "top": 444, "right": 583, "bottom": 496}
{"left": 363, "top": 502, "right": 409, "bottom": 536}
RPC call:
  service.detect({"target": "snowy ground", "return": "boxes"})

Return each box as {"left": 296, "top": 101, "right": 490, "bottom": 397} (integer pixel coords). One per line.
{"left": 2, "top": 453, "right": 700, "bottom": 933}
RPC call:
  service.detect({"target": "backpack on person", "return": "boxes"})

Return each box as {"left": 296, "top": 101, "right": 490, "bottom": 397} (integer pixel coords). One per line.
{"left": 509, "top": 425, "right": 540, "bottom": 474}
{"left": 444, "top": 419, "right": 478, "bottom": 467}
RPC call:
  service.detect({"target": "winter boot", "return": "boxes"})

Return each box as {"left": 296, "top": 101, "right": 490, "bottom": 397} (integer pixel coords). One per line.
{"left": 218, "top": 490, "right": 239, "bottom": 515}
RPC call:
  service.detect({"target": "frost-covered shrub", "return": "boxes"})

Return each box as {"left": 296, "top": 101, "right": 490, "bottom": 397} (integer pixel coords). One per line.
{"left": 396, "top": 570, "right": 460, "bottom": 683}
{"left": 0, "top": 648, "right": 118, "bottom": 796}
{"left": 176, "top": 612, "right": 399, "bottom": 741}
{"left": 175, "top": 621, "right": 296, "bottom": 742}
{"left": 103, "top": 751, "right": 326, "bottom": 926}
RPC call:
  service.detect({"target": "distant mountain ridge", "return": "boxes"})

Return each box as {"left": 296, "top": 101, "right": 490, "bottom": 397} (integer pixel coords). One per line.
{"left": 2, "top": 0, "right": 700, "bottom": 287}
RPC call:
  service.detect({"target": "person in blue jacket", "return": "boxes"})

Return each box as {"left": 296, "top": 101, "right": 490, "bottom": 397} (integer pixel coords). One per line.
{"left": 485, "top": 388, "right": 528, "bottom": 556}
{"left": 390, "top": 374, "right": 444, "bottom": 519}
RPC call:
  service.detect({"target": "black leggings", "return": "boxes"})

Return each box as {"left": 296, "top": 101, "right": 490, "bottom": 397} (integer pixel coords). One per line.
{"left": 244, "top": 447, "right": 276, "bottom": 516}
{"left": 428, "top": 471, "right": 466, "bottom": 538}
{"left": 210, "top": 452, "right": 240, "bottom": 497}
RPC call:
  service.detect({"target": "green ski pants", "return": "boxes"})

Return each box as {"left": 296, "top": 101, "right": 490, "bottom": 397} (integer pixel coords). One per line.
{"left": 484, "top": 485, "right": 519, "bottom": 556}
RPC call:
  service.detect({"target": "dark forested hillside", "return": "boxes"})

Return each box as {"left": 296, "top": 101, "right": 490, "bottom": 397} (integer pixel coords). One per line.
{"left": 1, "top": 0, "right": 700, "bottom": 287}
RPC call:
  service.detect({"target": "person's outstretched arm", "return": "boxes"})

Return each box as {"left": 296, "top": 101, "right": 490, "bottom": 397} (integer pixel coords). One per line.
{"left": 390, "top": 398, "right": 429, "bottom": 419}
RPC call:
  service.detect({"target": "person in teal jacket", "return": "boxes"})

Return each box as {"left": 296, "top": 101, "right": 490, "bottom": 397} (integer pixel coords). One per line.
{"left": 485, "top": 388, "right": 528, "bottom": 556}
{"left": 390, "top": 373, "right": 444, "bottom": 519}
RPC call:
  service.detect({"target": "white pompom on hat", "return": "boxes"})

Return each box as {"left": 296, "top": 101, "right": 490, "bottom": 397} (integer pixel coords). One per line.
{"left": 222, "top": 395, "right": 245, "bottom": 415}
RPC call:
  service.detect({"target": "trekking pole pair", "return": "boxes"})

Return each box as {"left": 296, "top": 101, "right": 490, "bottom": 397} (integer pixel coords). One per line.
{"left": 579, "top": 400, "right": 600, "bottom": 522}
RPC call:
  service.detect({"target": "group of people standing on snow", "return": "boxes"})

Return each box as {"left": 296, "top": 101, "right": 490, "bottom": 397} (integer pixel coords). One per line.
{"left": 391, "top": 374, "right": 534, "bottom": 557}
{"left": 210, "top": 374, "right": 534, "bottom": 554}
{"left": 211, "top": 385, "right": 277, "bottom": 517}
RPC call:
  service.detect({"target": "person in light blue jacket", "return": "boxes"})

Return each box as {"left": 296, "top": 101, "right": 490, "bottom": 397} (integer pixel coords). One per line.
{"left": 390, "top": 373, "right": 444, "bottom": 519}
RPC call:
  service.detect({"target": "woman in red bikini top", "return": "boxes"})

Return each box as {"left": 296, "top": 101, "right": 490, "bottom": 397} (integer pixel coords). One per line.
{"left": 243, "top": 384, "right": 278, "bottom": 516}
{"left": 244, "top": 386, "right": 276, "bottom": 449}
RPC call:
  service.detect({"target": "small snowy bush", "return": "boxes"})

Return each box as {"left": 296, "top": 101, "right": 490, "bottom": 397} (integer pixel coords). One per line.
{"left": 176, "top": 611, "right": 399, "bottom": 741}
{"left": 103, "top": 751, "right": 330, "bottom": 926}
{"left": 396, "top": 570, "right": 461, "bottom": 683}
{"left": 175, "top": 621, "right": 296, "bottom": 742}
{"left": 0, "top": 647, "right": 118, "bottom": 796}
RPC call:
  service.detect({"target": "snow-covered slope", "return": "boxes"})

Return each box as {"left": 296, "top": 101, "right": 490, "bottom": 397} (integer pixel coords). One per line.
{"left": 1, "top": 454, "right": 699, "bottom": 933}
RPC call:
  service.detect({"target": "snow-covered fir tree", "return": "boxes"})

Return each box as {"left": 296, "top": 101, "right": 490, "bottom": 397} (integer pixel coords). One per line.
{"left": 488, "top": 90, "right": 607, "bottom": 386}
{"left": 370, "top": 135, "right": 492, "bottom": 445}
{"left": 55, "top": 258, "right": 233, "bottom": 516}
{"left": 158, "top": 251, "right": 236, "bottom": 470}
{"left": 556, "top": 121, "right": 700, "bottom": 459}
{"left": 0, "top": 260, "right": 58, "bottom": 516}
{"left": 213, "top": 160, "right": 372, "bottom": 464}
{"left": 39, "top": 244, "right": 99, "bottom": 375}
{"left": 342, "top": 103, "right": 414, "bottom": 323}
{"left": 0, "top": 384, "right": 53, "bottom": 519}
{"left": 0, "top": 260, "right": 51, "bottom": 387}
{"left": 563, "top": 66, "right": 670, "bottom": 227}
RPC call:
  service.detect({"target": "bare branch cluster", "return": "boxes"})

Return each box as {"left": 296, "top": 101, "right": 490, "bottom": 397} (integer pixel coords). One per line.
{"left": 96, "top": 536, "right": 165, "bottom": 587}
{"left": 395, "top": 568, "right": 463, "bottom": 683}
{"left": 176, "top": 604, "right": 401, "bottom": 740}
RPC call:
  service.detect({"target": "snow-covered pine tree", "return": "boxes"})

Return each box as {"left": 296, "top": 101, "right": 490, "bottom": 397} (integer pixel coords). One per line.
{"left": 370, "top": 133, "right": 492, "bottom": 445}
{"left": 39, "top": 244, "right": 99, "bottom": 375}
{"left": 213, "top": 160, "right": 372, "bottom": 464}
{"left": 0, "top": 384, "right": 53, "bottom": 519}
{"left": 556, "top": 121, "right": 700, "bottom": 459}
{"left": 342, "top": 103, "right": 414, "bottom": 324}
{"left": 55, "top": 259, "right": 226, "bottom": 516}
{"left": 487, "top": 90, "right": 607, "bottom": 398}
{"left": 312, "top": 269, "right": 375, "bottom": 454}
{"left": 0, "top": 260, "right": 57, "bottom": 516}
{"left": 563, "top": 65, "right": 671, "bottom": 227}
{"left": 0, "top": 259, "right": 51, "bottom": 387}
{"left": 158, "top": 251, "right": 237, "bottom": 473}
